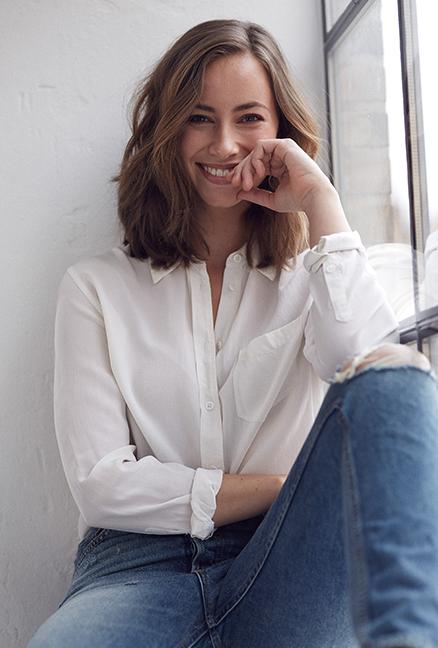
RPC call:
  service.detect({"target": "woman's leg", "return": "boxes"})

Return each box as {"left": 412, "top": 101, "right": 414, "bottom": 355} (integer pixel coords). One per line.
{"left": 28, "top": 345, "right": 438, "bottom": 648}
{"left": 26, "top": 531, "right": 208, "bottom": 648}
{"left": 213, "top": 345, "right": 438, "bottom": 648}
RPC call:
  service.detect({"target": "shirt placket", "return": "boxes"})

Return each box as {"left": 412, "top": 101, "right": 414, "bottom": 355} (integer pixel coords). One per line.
{"left": 188, "top": 263, "right": 225, "bottom": 471}
{"left": 214, "top": 253, "right": 245, "bottom": 389}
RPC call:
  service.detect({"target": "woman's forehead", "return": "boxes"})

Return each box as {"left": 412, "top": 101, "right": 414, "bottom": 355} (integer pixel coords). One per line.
{"left": 200, "top": 53, "right": 276, "bottom": 109}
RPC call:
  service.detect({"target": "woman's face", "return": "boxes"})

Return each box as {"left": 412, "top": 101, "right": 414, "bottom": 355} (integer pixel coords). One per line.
{"left": 180, "top": 53, "right": 279, "bottom": 213}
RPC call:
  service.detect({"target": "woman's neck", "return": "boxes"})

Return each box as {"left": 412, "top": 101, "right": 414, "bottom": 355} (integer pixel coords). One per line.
{"left": 193, "top": 203, "right": 248, "bottom": 326}
{"left": 195, "top": 203, "right": 248, "bottom": 271}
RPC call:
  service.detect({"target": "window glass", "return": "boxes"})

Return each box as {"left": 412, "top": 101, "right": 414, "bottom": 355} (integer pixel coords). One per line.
{"left": 324, "top": 0, "right": 352, "bottom": 31}
{"left": 422, "top": 230, "right": 438, "bottom": 310}
{"left": 417, "top": 1, "right": 438, "bottom": 236}
{"left": 417, "top": 1, "right": 438, "bottom": 310}
{"left": 422, "top": 334, "right": 438, "bottom": 376}
{"left": 327, "top": 0, "right": 414, "bottom": 321}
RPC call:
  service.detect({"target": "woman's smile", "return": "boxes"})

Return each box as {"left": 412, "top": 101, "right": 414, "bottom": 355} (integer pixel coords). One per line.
{"left": 197, "top": 163, "right": 236, "bottom": 182}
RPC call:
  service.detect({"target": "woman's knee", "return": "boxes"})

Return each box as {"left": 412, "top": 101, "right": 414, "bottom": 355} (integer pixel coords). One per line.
{"left": 334, "top": 343, "right": 431, "bottom": 383}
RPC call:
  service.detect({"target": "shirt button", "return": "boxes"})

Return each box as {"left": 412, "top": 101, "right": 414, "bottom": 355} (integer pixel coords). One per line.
{"left": 205, "top": 401, "right": 215, "bottom": 411}
{"left": 326, "top": 263, "right": 337, "bottom": 273}
{"left": 228, "top": 284, "right": 235, "bottom": 291}
{"left": 216, "top": 340, "right": 223, "bottom": 351}
{"left": 233, "top": 253, "right": 242, "bottom": 263}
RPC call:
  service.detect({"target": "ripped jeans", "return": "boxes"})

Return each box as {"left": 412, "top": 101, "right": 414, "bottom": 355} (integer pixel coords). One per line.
{"left": 28, "top": 347, "right": 438, "bottom": 648}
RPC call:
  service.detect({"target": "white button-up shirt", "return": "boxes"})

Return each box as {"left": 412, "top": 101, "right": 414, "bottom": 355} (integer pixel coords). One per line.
{"left": 54, "top": 231, "right": 398, "bottom": 540}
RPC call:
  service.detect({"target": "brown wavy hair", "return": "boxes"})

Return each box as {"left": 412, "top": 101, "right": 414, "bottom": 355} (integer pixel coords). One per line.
{"left": 115, "top": 19, "right": 320, "bottom": 269}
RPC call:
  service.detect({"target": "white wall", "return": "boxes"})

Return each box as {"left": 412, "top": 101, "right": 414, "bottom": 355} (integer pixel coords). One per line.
{"left": 0, "top": 1, "right": 325, "bottom": 645}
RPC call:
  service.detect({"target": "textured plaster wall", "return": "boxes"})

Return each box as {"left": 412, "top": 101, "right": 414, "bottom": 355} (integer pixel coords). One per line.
{"left": 0, "top": 1, "right": 325, "bottom": 645}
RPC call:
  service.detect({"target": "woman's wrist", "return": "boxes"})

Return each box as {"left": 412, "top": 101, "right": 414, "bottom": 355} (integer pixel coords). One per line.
{"left": 305, "top": 184, "right": 351, "bottom": 248}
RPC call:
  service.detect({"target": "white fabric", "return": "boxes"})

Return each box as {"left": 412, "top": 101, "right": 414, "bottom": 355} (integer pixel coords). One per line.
{"left": 54, "top": 231, "right": 399, "bottom": 540}
{"left": 424, "top": 230, "right": 438, "bottom": 310}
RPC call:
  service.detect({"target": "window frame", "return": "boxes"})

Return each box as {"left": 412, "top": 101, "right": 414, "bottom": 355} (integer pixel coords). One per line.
{"left": 322, "top": 0, "right": 438, "bottom": 351}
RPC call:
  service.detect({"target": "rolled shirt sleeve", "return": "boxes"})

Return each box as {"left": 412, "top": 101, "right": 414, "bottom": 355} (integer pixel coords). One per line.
{"left": 190, "top": 468, "right": 223, "bottom": 539}
{"left": 303, "top": 231, "right": 399, "bottom": 381}
{"left": 55, "top": 270, "right": 223, "bottom": 540}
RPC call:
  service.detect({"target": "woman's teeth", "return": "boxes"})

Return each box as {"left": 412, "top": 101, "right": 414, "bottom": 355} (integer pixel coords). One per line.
{"left": 200, "top": 165, "right": 231, "bottom": 178}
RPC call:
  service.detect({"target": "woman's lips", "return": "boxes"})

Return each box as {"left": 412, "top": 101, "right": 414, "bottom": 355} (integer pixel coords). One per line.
{"left": 197, "top": 163, "right": 237, "bottom": 184}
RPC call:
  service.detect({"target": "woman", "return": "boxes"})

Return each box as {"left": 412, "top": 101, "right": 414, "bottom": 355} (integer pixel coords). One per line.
{"left": 29, "top": 20, "right": 438, "bottom": 648}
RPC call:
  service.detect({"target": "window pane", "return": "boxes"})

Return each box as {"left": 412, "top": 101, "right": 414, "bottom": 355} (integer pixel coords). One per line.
{"left": 417, "top": 1, "right": 438, "bottom": 236}
{"left": 422, "top": 334, "right": 438, "bottom": 376}
{"left": 417, "top": 1, "right": 438, "bottom": 310}
{"left": 422, "top": 230, "right": 438, "bottom": 310}
{"left": 328, "top": 0, "right": 414, "bottom": 321}
{"left": 324, "top": 0, "right": 352, "bottom": 30}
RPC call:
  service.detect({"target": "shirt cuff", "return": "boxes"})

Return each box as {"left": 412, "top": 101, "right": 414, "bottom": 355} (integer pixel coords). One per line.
{"left": 190, "top": 468, "right": 223, "bottom": 539}
{"left": 303, "top": 231, "right": 364, "bottom": 273}
{"left": 304, "top": 231, "right": 366, "bottom": 323}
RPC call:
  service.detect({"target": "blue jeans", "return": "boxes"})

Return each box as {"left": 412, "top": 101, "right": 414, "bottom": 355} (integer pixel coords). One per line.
{"left": 28, "top": 364, "right": 438, "bottom": 647}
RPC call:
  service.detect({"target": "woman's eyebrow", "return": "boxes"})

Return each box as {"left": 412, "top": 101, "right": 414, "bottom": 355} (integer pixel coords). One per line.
{"left": 193, "top": 101, "right": 269, "bottom": 113}
{"left": 193, "top": 103, "right": 215, "bottom": 113}
{"left": 235, "top": 102, "right": 269, "bottom": 112}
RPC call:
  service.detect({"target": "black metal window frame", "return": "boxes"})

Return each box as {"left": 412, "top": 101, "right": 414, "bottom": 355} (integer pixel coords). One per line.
{"left": 322, "top": 0, "right": 438, "bottom": 351}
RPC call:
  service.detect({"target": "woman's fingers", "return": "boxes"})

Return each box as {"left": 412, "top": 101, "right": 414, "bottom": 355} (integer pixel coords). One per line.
{"left": 230, "top": 139, "right": 296, "bottom": 194}
{"left": 231, "top": 158, "right": 265, "bottom": 192}
{"left": 241, "top": 158, "right": 262, "bottom": 192}
{"left": 237, "top": 186, "right": 277, "bottom": 210}
{"left": 230, "top": 140, "right": 276, "bottom": 190}
{"left": 230, "top": 139, "right": 299, "bottom": 212}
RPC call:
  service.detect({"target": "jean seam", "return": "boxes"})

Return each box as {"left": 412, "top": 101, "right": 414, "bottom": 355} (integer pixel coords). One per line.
{"left": 340, "top": 405, "right": 371, "bottom": 642}
{"left": 203, "top": 571, "right": 223, "bottom": 648}
{"left": 180, "top": 570, "right": 221, "bottom": 648}
{"left": 75, "top": 528, "right": 114, "bottom": 569}
{"left": 214, "top": 532, "right": 226, "bottom": 565}
{"left": 175, "top": 620, "right": 209, "bottom": 648}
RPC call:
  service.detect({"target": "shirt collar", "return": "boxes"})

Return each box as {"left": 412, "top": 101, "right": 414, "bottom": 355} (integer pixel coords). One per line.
{"left": 149, "top": 259, "right": 182, "bottom": 284}
{"left": 256, "top": 265, "right": 277, "bottom": 281}
{"left": 226, "top": 245, "right": 277, "bottom": 280}
{"left": 148, "top": 248, "right": 278, "bottom": 283}
{"left": 250, "top": 245, "right": 278, "bottom": 281}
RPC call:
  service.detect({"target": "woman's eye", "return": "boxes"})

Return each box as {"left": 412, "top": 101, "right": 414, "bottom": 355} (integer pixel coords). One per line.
{"left": 189, "top": 115, "right": 210, "bottom": 124}
{"left": 241, "top": 114, "right": 263, "bottom": 123}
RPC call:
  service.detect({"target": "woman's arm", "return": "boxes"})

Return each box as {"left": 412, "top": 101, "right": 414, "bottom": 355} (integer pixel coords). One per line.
{"left": 212, "top": 474, "right": 287, "bottom": 528}
{"left": 231, "top": 138, "right": 399, "bottom": 381}
{"left": 54, "top": 270, "right": 222, "bottom": 540}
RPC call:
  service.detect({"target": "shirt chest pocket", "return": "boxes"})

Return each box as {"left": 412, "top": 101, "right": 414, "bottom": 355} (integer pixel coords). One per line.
{"left": 233, "top": 316, "right": 306, "bottom": 424}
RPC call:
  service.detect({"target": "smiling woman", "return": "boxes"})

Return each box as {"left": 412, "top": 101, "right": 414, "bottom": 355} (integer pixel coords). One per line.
{"left": 27, "top": 18, "right": 438, "bottom": 648}
{"left": 115, "top": 20, "right": 319, "bottom": 269}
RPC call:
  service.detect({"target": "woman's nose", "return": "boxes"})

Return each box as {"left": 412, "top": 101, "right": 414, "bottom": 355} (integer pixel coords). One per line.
{"left": 208, "top": 124, "right": 239, "bottom": 158}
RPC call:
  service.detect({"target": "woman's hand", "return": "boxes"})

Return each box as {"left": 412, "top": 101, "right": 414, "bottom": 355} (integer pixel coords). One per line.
{"left": 212, "top": 473, "right": 287, "bottom": 528}
{"left": 230, "top": 138, "right": 351, "bottom": 247}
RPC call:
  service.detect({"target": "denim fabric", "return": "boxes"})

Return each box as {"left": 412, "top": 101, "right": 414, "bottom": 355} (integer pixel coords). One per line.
{"left": 28, "top": 366, "right": 438, "bottom": 648}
